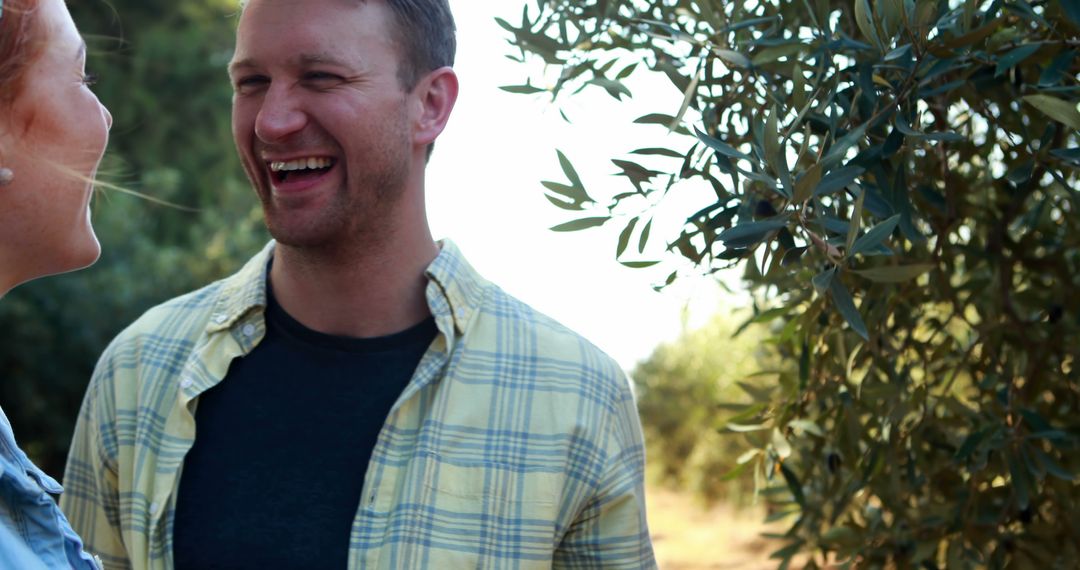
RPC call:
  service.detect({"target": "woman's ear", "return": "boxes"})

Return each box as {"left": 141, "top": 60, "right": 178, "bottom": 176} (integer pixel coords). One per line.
{"left": 0, "top": 135, "right": 13, "bottom": 187}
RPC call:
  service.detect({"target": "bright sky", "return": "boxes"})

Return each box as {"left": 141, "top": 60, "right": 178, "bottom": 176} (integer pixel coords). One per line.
{"left": 427, "top": 2, "right": 744, "bottom": 370}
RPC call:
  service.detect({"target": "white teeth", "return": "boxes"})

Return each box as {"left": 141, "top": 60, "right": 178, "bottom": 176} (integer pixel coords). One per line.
{"left": 269, "top": 157, "right": 333, "bottom": 172}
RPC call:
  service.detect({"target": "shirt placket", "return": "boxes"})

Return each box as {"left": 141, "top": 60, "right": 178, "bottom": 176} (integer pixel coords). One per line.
{"left": 156, "top": 315, "right": 262, "bottom": 570}
{"left": 352, "top": 318, "right": 453, "bottom": 570}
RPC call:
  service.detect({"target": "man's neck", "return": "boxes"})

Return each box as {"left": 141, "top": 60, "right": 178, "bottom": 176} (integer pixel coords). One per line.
{"left": 268, "top": 232, "right": 440, "bottom": 339}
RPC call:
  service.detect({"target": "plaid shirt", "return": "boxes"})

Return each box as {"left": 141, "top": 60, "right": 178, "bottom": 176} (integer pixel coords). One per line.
{"left": 61, "top": 241, "right": 655, "bottom": 569}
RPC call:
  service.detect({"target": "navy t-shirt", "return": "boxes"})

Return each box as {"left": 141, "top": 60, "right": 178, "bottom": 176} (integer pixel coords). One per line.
{"left": 173, "top": 284, "right": 437, "bottom": 570}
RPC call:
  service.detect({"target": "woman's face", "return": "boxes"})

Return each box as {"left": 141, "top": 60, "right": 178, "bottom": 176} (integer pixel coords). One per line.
{"left": 0, "top": 0, "right": 112, "bottom": 291}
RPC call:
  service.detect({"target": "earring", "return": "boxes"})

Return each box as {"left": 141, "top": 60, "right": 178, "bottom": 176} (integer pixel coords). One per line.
{"left": 0, "top": 168, "right": 12, "bottom": 186}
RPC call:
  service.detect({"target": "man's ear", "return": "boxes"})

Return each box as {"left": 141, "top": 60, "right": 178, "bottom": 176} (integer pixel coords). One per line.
{"left": 412, "top": 67, "right": 459, "bottom": 149}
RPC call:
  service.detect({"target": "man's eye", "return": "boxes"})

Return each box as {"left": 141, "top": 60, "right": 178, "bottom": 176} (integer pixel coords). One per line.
{"left": 234, "top": 75, "right": 269, "bottom": 90}
{"left": 304, "top": 72, "right": 342, "bottom": 83}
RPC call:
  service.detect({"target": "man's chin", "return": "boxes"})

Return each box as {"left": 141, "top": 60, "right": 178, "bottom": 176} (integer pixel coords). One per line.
{"left": 264, "top": 219, "right": 336, "bottom": 250}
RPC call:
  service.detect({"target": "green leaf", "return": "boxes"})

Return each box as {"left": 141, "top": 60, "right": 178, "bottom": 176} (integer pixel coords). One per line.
{"left": 850, "top": 214, "right": 901, "bottom": 257}
{"left": 912, "top": 0, "right": 938, "bottom": 40}
{"left": 735, "top": 306, "right": 791, "bottom": 336}
{"left": 550, "top": 217, "right": 610, "bottom": 232}
{"left": 717, "top": 219, "right": 789, "bottom": 248}
{"left": 543, "top": 191, "right": 584, "bottom": 211}
{"left": 1032, "top": 447, "right": 1076, "bottom": 481}
{"left": 714, "top": 49, "right": 752, "bottom": 68}
{"left": 782, "top": 246, "right": 808, "bottom": 267}
{"left": 1050, "top": 147, "right": 1080, "bottom": 167}
{"left": 695, "top": 127, "right": 755, "bottom": 162}
{"left": 751, "top": 43, "right": 804, "bottom": 66}
{"left": 854, "top": 0, "right": 882, "bottom": 50}
{"left": 499, "top": 84, "right": 546, "bottom": 94}
{"left": 738, "top": 380, "right": 775, "bottom": 402}
{"left": 629, "top": 147, "right": 685, "bottom": 158}
{"left": 1062, "top": 0, "right": 1080, "bottom": 26}
{"left": 943, "top": 17, "right": 1003, "bottom": 48}
{"left": 737, "top": 448, "right": 762, "bottom": 465}
{"left": 799, "top": 341, "right": 810, "bottom": 389}
{"left": 792, "top": 62, "right": 807, "bottom": 110}
{"left": 822, "top": 122, "right": 869, "bottom": 168}
{"left": 671, "top": 62, "right": 702, "bottom": 132}
{"left": 853, "top": 264, "right": 933, "bottom": 282}
{"left": 634, "top": 113, "right": 678, "bottom": 126}
{"left": 719, "top": 460, "right": 753, "bottom": 481}
{"left": 726, "top": 422, "right": 770, "bottom": 432}
{"left": 995, "top": 43, "right": 1042, "bottom": 77}
{"left": 619, "top": 260, "right": 660, "bottom": 269}
{"left": 722, "top": 402, "right": 768, "bottom": 424}
{"left": 616, "top": 217, "right": 639, "bottom": 257}
{"left": 955, "top": 429, "right": 990, "bottom": 461}
{"left": 813, "top": 267, "right": 836, "bottom": 294}
{"left": 769, "top": 539, "right": 805, "bottom": 560}
{"left": 794, "top": 163, "right": 823, "bottom": 202}
{"left": 764, "top": 107, "right": 783, "bottom": 176}
{"left": 846, "top": 188, "right": 866, "bottom": 253}
{"left": 821, "top": 526, "right": 860, "bottom": 547}
{"left": 779, "top": 464, "right": 806, "bottom": 506}
{"left": 772, "top": 429, "right": 793, "bottom": 459}
{"left": 1040, "top": 50, "right": 1078, "bottom": 87}
{"left": 556, "top": 150, "right": 584, "bottom": 190}
{"left": 541, "top": 180, "right": 587, "bottom": 203}
{"left": 895, "top": 114, "right": 965, "bottom": 142}
{"left": 587, "top": 77, "right": 632, "bottom": 100}
{"left": 879, "top": 0, "right": 905, "bottom": 41}
{"left": 814, "top": 165, "right": 865, "bottom": 197}
{"left": 1023, "top": 94, "right": 1080, "bottom": 131}
{"left": 789, "top": 420, "right": 825, "bottom": 437}
{"left": 638, "top": 219, "right": 652, "bottom": 254}
{"left": 615, "top": 62, "right": 638, "bottom": 80}
{"left": 1007, "top": 449, "right": 1032, "bottom": 510}
{"left": 829, "top": 278, "right": 869, "bottom": 340}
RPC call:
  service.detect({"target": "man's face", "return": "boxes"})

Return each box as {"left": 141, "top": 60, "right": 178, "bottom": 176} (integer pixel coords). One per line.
{"left": 229, "top": 0, "right": 415, "bottom": 249}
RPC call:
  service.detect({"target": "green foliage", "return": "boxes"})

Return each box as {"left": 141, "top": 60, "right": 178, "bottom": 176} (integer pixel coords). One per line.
{"left": 0, "top": 0, "right": 266, "bottom": 477}
{"left": 504, "top": 0, "right": 1080, "bottom": 566}
{"left": 632, "top": 312, "right": 782, "bottom": 505}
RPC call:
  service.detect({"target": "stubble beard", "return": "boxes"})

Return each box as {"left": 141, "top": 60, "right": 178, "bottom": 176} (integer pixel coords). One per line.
{"left": 261, "top": 145, "right": 410, "bottom": 259}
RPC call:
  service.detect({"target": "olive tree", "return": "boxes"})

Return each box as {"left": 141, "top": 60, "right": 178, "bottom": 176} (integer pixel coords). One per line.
{"left": 502, "top": 0, "right": 1080, "bottom": 567}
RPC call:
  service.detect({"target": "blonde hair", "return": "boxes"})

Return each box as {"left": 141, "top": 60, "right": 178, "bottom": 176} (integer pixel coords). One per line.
{"left": 49, "top": 160, "right": 198, "bottom": 211}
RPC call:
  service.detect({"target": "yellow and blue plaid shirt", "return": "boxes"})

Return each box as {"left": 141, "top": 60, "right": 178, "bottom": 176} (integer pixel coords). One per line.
{"left": 61, "top": 241, "right": 655, "bottom": 569}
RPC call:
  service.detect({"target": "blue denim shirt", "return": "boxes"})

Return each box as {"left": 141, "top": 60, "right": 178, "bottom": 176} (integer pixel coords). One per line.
{"left": 0, "top": 406, "right": 99, "bottom": 569}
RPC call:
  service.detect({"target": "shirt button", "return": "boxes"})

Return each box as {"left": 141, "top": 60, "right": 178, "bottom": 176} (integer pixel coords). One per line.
{"left": 149, "top": 501, "right": 160, "bottom": 515}
{"left": 242, "top": 324, "right": 257, "bottom": 337}
{"left": 180, "top": 377, "right": 194, "bottom": 389}
{"left": 213, "top": 314, "right": 228, "bottom": 325}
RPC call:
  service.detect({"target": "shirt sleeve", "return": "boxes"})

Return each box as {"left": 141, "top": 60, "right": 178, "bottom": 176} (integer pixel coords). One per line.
{"left": 60, "top": 345, "right": 132, "bottom": 570}
{"left": 553, "top": 376, "right": 657, "bottom": 569}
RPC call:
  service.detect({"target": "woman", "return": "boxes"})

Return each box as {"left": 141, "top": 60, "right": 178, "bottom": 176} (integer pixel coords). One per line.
{"left": 0, "top": 0, "right": 112, "bottom": 567}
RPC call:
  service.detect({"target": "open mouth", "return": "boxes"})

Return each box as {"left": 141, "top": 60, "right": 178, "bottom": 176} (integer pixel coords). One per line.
{"left": 268, "top": 157, "right": 337, "bottom": 184}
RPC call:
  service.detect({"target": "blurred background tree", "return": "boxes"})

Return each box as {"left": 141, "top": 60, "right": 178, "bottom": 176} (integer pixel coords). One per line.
{"left": 0, "top": 0, "right": 267, "bottom": 476}
{"left": 503, "top": 0, "right": 1080, "bottom": 567}
{"left": 633, "top": 310, "right": 782, "bottom": 506}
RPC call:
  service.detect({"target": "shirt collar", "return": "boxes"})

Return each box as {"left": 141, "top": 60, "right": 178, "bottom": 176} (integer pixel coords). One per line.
{"left": 424, "top": 239, "right": 487, "bottom": 336}
{"left": 204, "top": 239, "right": 486, "bottom": 337}
{"left": 205, "top": 241, "right": 273, "bottom": 334}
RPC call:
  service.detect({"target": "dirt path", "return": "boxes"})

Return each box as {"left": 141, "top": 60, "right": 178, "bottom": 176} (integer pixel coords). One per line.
{"left": 647, "top": 486, "right": 786, "bottom": 569}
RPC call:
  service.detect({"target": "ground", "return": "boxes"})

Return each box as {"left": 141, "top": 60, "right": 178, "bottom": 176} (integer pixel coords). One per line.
{"left": 647, "top": 485, "right": 789, "bottom": 569}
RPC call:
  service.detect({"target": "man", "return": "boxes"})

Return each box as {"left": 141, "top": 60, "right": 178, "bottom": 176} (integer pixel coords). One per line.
{"left": 61, "top": 0, "right": 655, "bottom": 568}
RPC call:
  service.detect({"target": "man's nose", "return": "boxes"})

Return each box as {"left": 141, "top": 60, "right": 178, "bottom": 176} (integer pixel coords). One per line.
{"left": 255, "top": 85, "right": 306, "bottom": 142}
